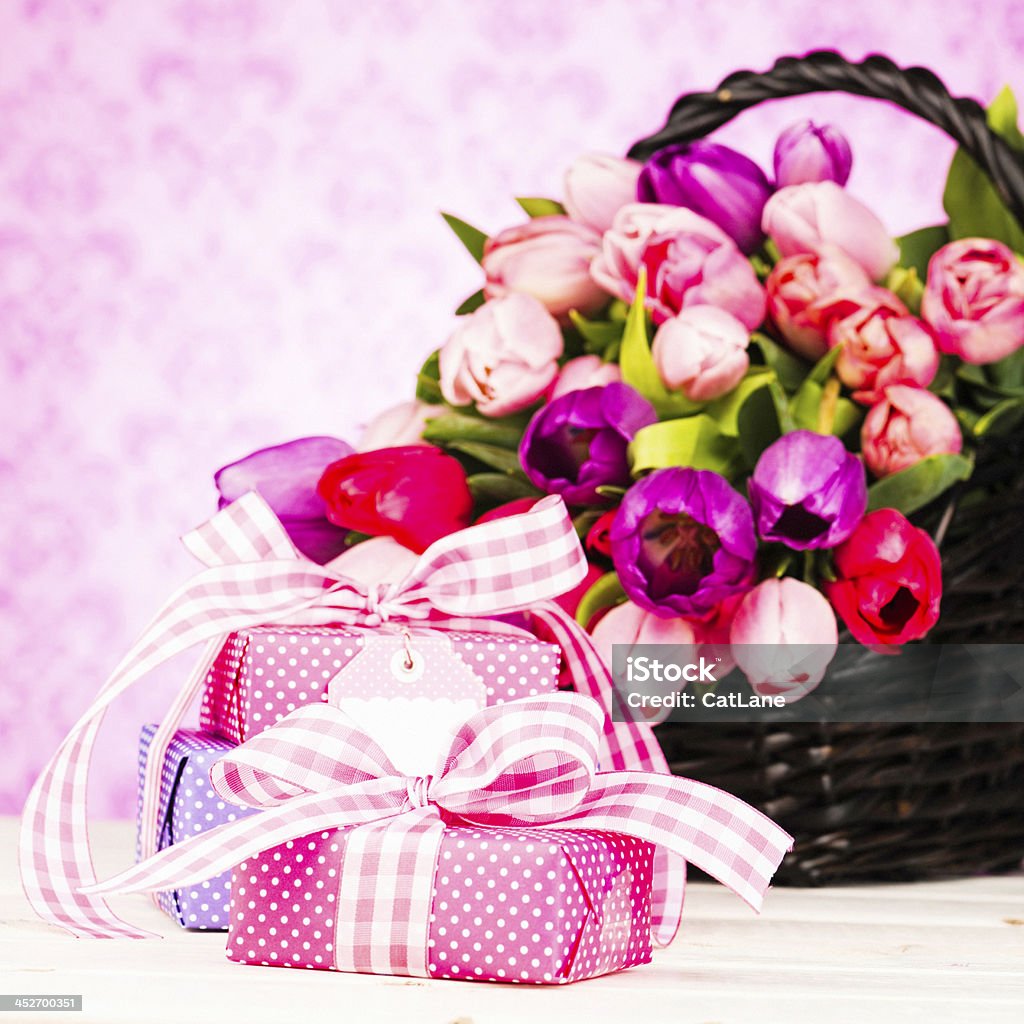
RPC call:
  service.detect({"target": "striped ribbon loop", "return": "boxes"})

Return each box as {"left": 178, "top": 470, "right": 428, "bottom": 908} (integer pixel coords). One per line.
{"left": 82, "top": 693, "right": 792, "bottom": 977}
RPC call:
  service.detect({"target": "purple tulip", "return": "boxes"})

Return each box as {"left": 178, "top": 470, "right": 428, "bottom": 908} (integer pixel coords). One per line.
{"left": 215, "top": 435, "right": 353, "bottom": 563}
{"left": 636, "top": 141, "right": 772, "bottom": 254}
{"left": 773, "top": 120, "right": 853, "bottom": 188}
{"left": 610, "top": 468, "right": 757, "bottom": 618}
{"left": 519, "top": 383, "right": 657, "bottom": 506}
{"left": 748, "top": 431, "right": 867, "bottom": 551}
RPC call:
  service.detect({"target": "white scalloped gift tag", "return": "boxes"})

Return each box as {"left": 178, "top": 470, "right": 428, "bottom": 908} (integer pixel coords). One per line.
{"left": 326, "top": 631, "right": 486, "bottom": 776}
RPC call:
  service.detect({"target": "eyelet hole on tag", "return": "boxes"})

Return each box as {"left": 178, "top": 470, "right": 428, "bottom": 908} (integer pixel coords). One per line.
{"left": 390, "top": 646, "right": 425, "bottom": 683}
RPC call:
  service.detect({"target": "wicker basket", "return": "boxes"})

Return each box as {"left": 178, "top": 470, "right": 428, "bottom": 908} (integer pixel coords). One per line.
{"left": 630, "top": 51, "right": 1024, "bottom": 885}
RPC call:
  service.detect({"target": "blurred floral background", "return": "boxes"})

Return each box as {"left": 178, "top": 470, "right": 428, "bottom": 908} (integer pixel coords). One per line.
{"left": 4, "top": 0, "right": 1024, "bottom": 817}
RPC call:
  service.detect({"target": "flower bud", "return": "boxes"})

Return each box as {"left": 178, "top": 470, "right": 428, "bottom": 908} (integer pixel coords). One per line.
{"left": 730, "top": 578, "right": 838, "bottom": 699}
{"left": 651, "top": 305, "right": 750, "bottom": 401}
{"left": 637, "top": 141, "right": 772, "bottom": 254}
{"left": 483, "top": 216, "right": 605, "bottom": 320}
{"left": 563, "top": 152, "right": 642, "bottom": 233}
{"left": 773, "top": 120, "right": 853, "bottom": 187}
{"left": 861, "top": 385, "right": 962, "bottom": 478}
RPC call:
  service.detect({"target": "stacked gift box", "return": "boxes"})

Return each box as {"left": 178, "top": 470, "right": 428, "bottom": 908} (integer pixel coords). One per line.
{"left": 136, "top": 624, "right": 564, "bottom": 932}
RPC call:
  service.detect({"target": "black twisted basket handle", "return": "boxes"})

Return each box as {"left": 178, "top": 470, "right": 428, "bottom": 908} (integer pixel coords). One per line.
{"left": 628, "top": 50, "right": 1024, "bottom": 230}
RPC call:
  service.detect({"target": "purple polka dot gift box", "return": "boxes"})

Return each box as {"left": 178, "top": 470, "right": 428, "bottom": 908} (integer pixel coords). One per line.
{"left": 228, "top": 826, "right": 654, "bottom": 983}
{"left": 136, "top": 726, "right": 256, "bottom": 930}
{"left": 199, "top": 625, "right": 561, "bottom": 745}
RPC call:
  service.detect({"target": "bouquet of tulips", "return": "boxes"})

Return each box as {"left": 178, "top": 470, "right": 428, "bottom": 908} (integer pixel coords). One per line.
{"left": 218, "top": 92, "right": 1024, "bottom": 699}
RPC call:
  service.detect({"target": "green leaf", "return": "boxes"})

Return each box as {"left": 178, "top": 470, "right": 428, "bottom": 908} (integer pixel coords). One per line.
{"left": 703, "top": 367, "right": 774, "bottom": 437}
{"left": 466, "top": 473, "right": 542, "bottom": 504}
{"left": 619, "top": 271, "right": 664, "bottom": 397}
{"left": 441, "top": 212, "right": 489, "bottom": 263}
{"left": 455, "top": 290, "right": 485, "bottom": 315}
{"left": 769, "top": 378, "right": 797, "bottom": 434}
{"left": 572, "top": 509, "right": 604, "bottom": 540}
{"left": 422, "top": 411, "right": 524, "bottom": 449}
{"left": 575, "top": 572, "right": 626, "bottom": 629}
{"left": 988, "top": 346, "right": 1024, "bottom": 391}
{"left": 629, "top": 416, "right": 743, "bottom": 478}
{"left": 807, "top": 344, "right": 843, "bottom": 386}
{"left": 956, "top": 360, "right": 1024, "bottom": 400}
{"left": 568, "top": 310, "right": 624, "bottom": 358}
{"left": 885, "top": 265, "right": 924, "bottom": 315}
{"left": 416, "top": 350, "right": 443, "bottom": 404}
{"left": 789, "top": 379, "right": 863, "bottom": 437}
{"left": 343, "top": 530, "right": 375, "bottom": 548}
{"left": 737, "top": 383, "right": 784, "bottom": 467}
{"left": 896, "top": 225, "right": 949, "bottom": 279}
{"left": 749, "top": 332, "right": 808, "bottom": 392}
{"left": 943, "top": 86, "right": 1024, "bottom": 251}
{"left": 866, "top": 452, "right": 975, "bottom": 515}
{"left": 595, "top": 484, "right": 627, "bottom": 498}
{"left": 990, "top": 84, "right": 1024, "bottom": 147}
{"left": 516, "top": 197, "right": 567, "bottom": 217}
{"left": 618, "top": 273, "right": 703, "bottom": 418}
{"left": 973, "top": 396, "right": 1024, "bottom": 437}
{"left": 762, "top": 546, "right": 794, "bottom": 579}
{"left": 445, "top": 441, "right": 527, "bottom": 476}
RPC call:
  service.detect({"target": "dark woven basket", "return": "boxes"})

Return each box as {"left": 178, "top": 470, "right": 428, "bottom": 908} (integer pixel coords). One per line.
{"left": 629, "top": 51, "right": 1024, "bottom": 885}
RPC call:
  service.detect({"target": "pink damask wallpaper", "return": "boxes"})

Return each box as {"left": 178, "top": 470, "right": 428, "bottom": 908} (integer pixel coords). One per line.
{"left": 4, "top": 0, "right": 1024, "bottom": 817}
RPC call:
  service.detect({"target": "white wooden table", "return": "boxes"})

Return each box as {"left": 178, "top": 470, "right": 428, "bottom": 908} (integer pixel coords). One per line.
{"left": 2, "top": 818, "right": 1022, "bottom": 1023}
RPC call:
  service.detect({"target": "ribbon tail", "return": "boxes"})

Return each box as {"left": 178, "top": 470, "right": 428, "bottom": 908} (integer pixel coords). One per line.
{"left": 82, "top": 781, "right": 409, "bottom": 898}
{"left": 139, "top": 636, "right": 223, "bottom": 867}
{"left": 335, "top": 809, "right": 444, "bottom": 978}
{"left": 529, "top": 601, "right": 685, "bottom": 944}
{"left": 530, "top": 602, "right": 668, "bottom": 774}
{"left": 19, "top": 557, "right": 352, "bottom": 938}
{"left": 543, "top": 772, "right": 793, "bottom": 913}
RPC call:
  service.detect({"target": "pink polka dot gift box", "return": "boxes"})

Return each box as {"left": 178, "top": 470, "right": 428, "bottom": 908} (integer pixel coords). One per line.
{"left": 86, "top": 692, "right": 792, "bottom": 984}
{"left": 199, "top": 624, "right": 562, "bottom": 746}
{"left": 230, "top": 826, "right": 654, "bottom": 983}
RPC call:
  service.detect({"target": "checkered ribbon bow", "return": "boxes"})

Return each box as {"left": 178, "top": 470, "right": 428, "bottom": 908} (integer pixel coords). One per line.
{"left": 82, "top": 692, "right": 792, "bottom": 977}
{"left": 20, "top": 493, "right": 675, "bottom": 940}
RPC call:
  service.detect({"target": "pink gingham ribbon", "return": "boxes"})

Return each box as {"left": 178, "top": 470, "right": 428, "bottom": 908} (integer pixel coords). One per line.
{"left": 19, "top": 493, "right": 670, "bottom": 939}
{"left": 82, "top": 693, "right": 793, "bottom": 976}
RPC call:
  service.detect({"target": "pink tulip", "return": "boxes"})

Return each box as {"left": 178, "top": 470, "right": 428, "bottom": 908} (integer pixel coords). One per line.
{"left": 651, "top": 305, "right": 751, "bottom": 401}
{"left": 591, "top": 600, "right": 698, "bottom": 723}
{"left": 773, "top": 120, "right": 853, "bottom": 188}
{"left": 861, "top": 385, "right": 963, "bottom": 478}
{"left": 921, "top": 237, "right": 1024, "bottom": 364}
{"left": 762, "top": 182, "right": 899, "bottom": 282}
{"left": 830, "top": 289, "right": 939, "bottom": 404}
{"left": 324, "top": 535, "right": 419, "bottom": 584}
{"left": 590, "top": 203, "right": 765, "bottom": 329}
{"left": 439, "top": 293, "right": 563, "bottom": 417}
{"left": 730, "top": 578, "right": 838, "bottom": 699}
{"left": 592, "top": 203, "right": 722, "bottom": 302}
{"left": 563, "top": 152, "right": 642, "bottom": 233}
{"left": 483, "top": 216, "right": 606, "bottom": 319}
{"left": 358, "top": 400, "right": 438, "bottom": 451}
{"left": 766, "top": 248, "right": 873, "bottom": 360}
{"left": 549, "top": 354, "right": 622, "bottom": 400}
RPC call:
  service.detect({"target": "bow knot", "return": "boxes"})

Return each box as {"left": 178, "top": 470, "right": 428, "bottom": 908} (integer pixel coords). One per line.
{"left": 361, "top": 581, "right": 393, "bottom": 627}
{"left": 405, "top": 775, "right": 433, "bottom": 810}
